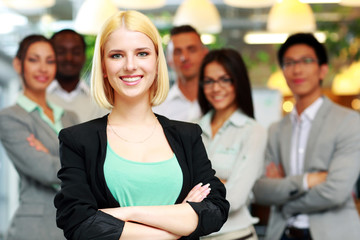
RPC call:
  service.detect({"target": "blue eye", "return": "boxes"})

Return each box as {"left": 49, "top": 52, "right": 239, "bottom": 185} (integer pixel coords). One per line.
{"left": 111, "top": 54, "right": 122, "bottom": 59}
{"left": 138, "top": 52, "right": 149, "bottom": 57}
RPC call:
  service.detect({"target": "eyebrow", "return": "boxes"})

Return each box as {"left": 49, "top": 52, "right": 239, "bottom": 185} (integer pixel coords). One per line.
{"left": 108, "top": 47, "right": 152, "bottom": 52}
{"left": 283, "top": 55, "right": 315, "bottom": 60}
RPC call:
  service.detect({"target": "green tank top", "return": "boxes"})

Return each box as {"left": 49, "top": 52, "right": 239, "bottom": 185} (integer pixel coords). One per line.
{"left": 104, "top": 143, "right": 183, "bottom": 207}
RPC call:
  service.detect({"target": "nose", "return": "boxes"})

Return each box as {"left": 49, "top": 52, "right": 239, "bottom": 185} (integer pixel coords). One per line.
{"left": 210, "top": 81, "right": 222, "bottom": 91}
{"left": 125, "top": 56, "right": 137, "bottom": 71}
{"left": 180, "top": 51, "right": 189, "bottom": 62}
{"left": 293, "top": 61, "right": 303, "bottom": 73}
{"left": 65, "top": 51, "right": 73, "bottom": 62}
{"left": 39, "top": 60, "right": 48, "bottom": 72}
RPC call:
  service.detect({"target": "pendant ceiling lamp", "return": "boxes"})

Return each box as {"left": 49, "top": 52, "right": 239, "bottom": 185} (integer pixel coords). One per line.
{"left": 267, "top": 0, "right": 316, "bottom": 33}
{"left": 74, "top": 0, "right": 118, "bottom": 35}
{"left": 2, "top": 0, "right": 55, "bottom": 14}
{"left": 112, "top": 0, "right": 166, "bottom": 9}
{"left": 224, "top": 0, "right": 276, "bottom": 8}
{"left": 2, "top": 0, "right": 55, "bottom": 10}
{"left": 339, "top": 0, "right": 360, "bottom": 6}
{"left": 173, "top": 0, "right": 222, "bottom": 34}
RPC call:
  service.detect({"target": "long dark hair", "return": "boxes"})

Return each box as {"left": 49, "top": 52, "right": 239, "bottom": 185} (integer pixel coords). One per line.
{"left": 198, "top": 48, "right": 254, "bottom": 118}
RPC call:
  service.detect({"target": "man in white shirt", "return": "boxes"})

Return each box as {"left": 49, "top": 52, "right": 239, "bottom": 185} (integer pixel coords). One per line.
{"left": 253, "top": 33, "right": 360, "bottom": 240}
{"left": 48, "top": 29, "right": 107, "bottom": 123}
{"left": 153, "top": 25, "right": 208, "bottom": 122}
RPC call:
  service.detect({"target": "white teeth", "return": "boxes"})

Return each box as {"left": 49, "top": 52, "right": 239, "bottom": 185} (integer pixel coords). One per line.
{"left": 213, "top": 96, "right": 224, "bottom": 100}
{"left": 122, "top": 76, "right": 141, "bottom": 82}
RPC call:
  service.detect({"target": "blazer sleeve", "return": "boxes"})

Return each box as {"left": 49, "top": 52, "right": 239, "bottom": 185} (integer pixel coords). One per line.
{"left": 54, "top": 127, "right": 124, "bottom": 240}
{"left": 0, "top": 110, "right": 60, "bottom": 186}
{"left": 281, "top": 112, "right": 360, "bottom": 218}
{"left": 253, "top": 123, "right": 306, "bottom": 206}
{"left": 182, "top": 124, "right": 229, "bottom": 239}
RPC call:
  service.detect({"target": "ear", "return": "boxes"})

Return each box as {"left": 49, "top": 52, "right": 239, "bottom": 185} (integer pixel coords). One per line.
{"left": 12, "top": 58, "right": 21, "bottom": 74}
{"left": 101, "top": 62, "right": 107, "bottom": 79}
{"left": 319, "top": 64, "right": 329, "bottom": 81}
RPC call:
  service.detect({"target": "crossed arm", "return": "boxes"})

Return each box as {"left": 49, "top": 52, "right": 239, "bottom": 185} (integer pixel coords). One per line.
{"left": 101, "top": 183, "right": 211, "bottom": 239}
{"left": 254, "top": 113, "right": 360, "bottom": 217}
{"left": 29, "top": 134, "right": 211, "bottom": 239}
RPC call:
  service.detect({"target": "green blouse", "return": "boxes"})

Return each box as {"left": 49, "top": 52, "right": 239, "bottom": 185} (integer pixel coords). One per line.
{"left": 104, "top": 143, "right": 183, "bottom": 207}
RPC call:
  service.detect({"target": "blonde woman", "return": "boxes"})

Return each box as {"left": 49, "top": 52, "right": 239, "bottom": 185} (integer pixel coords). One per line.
{"left": 54, "top": 11, "right": 229, "bottom": 239}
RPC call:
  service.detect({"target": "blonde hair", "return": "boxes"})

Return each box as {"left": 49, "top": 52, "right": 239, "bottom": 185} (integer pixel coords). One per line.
{"left": 91, "top": 10, "right": 169, "bottom": 110}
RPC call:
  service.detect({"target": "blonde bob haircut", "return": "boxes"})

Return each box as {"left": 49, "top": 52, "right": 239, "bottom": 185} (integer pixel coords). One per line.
{"left": 91, "top": 10, "right": 169, "bottom": 110}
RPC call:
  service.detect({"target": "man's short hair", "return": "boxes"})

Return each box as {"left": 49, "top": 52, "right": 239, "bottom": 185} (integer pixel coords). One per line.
{"left": 278, "top": 33, "right": 328, "bottom": 67}
{"left": 170, "top": 25, "right": 200, "bottom": 37}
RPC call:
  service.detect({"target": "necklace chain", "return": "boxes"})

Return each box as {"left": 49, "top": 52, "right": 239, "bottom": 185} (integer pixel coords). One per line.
{"left": 107, "top": 117, "right": 157, "bottom": 144}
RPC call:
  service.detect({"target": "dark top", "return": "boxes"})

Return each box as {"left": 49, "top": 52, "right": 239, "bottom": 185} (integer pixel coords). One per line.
{"left": 54, "top": 114, "right": 229, "bottom": 240}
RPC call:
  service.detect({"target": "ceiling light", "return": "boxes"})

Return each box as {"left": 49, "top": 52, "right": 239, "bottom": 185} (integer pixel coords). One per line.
{"left": 224, "top": 0, "right": 276, "bottom": 8}
{"left": 339, "top": 0, "right": 360, "bottom": 6}
{"left": 2, "top": 0, "right": 55, "bottom": 10}
{"left": 300, "top": 0, "right": 340, "bottom": 3}
{"left": 267, "top": 70, "right": 293, "bottom": 96}
{"left": 173, "top": 0, "right": 222, "bottom": 34}
{"left": 267, "top": 0, "right": 316, "bottom": 33}
{"left": 244, "top": 31, "right": 326, "bottom": 44}
{"left": 74, "top": 0, "right": 118, "bottom": 35}
{"left": 0, "top": 11, "right": 28, "bottom": 34}
{"left": 112, "top": 0, "right": 166, "bottom": 9}
{"left": 332, "top": 61, "right": 360, "bottom": 95}
{"left": 201, "top": 34, "right": 216, "bottom": 45}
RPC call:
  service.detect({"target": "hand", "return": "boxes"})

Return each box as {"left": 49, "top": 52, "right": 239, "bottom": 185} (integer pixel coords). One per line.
{"left": 307, "top": 171, "right": 328, "bottom": 188}
{"left": 266, "top": 162, "right": 285, "bottom": 179}
{"left": 182, "top": 183, "right": 211, "bottom": 203}
{"left": 27, "top": 134, "right": 49, "bottom": 153}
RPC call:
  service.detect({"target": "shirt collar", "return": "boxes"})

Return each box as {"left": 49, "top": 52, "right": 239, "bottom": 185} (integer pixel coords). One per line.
{"left": 47, "top": 79, "right": 89, "bottom": 95}
{"left": 199, "top": 109, "right": 249, "bottom": 137}
{"left": 16, "top": 94, "right": 64, "bottom": 121}
{"left": 167, "top": 83, "right": 189, "bottom": 102}
{"left": 290, "top": 96, "right": 324, "bottom": 123}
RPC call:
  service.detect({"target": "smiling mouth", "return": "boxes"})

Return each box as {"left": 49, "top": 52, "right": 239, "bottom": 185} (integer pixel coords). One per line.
{"left": 121, "top": 76, "right": 142, "bottom": 82}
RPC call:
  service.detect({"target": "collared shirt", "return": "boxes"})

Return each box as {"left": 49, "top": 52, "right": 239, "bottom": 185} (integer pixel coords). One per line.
{"left": 47, "top": 79, "right": 89, "bottom": 102}
{"left": 17, "top": 94, "right": 64, "bottom": 134}
{"left": 152, "top": 83, "right": 202, "bottom": 123}
{"left": 47, "top": 80, "right": 108, "bottom": 123}
{"left": 199, "top": 109, "right": 267, "bottom": 235}
{"left": 288, "top": 97, "right": 324, "bottom": 229}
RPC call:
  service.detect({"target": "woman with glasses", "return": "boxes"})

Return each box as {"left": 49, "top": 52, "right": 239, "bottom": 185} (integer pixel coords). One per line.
{"left": 198, "top": 49, "right": 267, "bottom": 240}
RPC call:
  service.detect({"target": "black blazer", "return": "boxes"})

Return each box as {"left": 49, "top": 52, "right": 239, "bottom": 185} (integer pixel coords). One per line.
{"left": 54, "top": 114, "right": 229, "bottom": 240}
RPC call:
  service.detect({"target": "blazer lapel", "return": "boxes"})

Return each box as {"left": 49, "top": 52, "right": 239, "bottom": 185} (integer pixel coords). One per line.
{"left": 280, "top": 115, "right": 293, "bottom": 176}
{"left": 303, "top": 97, "right": 331, "bottom": 170}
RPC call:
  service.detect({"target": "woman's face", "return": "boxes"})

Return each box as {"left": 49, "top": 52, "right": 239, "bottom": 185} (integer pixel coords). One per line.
{"left": 102, "top": 26, "right": 157, "bottom": 104}
{"left": 22, "top": 41, "right": 56, "bottom": 94}
{"left": 203, "top": 61, "right": 237, "bottom": 113}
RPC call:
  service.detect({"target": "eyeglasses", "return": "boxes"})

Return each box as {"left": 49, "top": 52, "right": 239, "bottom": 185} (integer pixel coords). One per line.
{"left": 201, "top": 77, "right": 233, "bottom": 89}
{"left": 282, "top": 57, "right": 318, "bottom": 70}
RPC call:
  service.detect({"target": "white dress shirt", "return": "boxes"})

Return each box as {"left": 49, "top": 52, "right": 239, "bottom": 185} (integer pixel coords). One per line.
{"left": 288, "top": 97, "right": 324, "bottom": 229}
{"left": 152, "top": 83, "right": 202, "bottom": 123}
{"left": 47, "top": 80, "right": 108, "bottom": 123}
